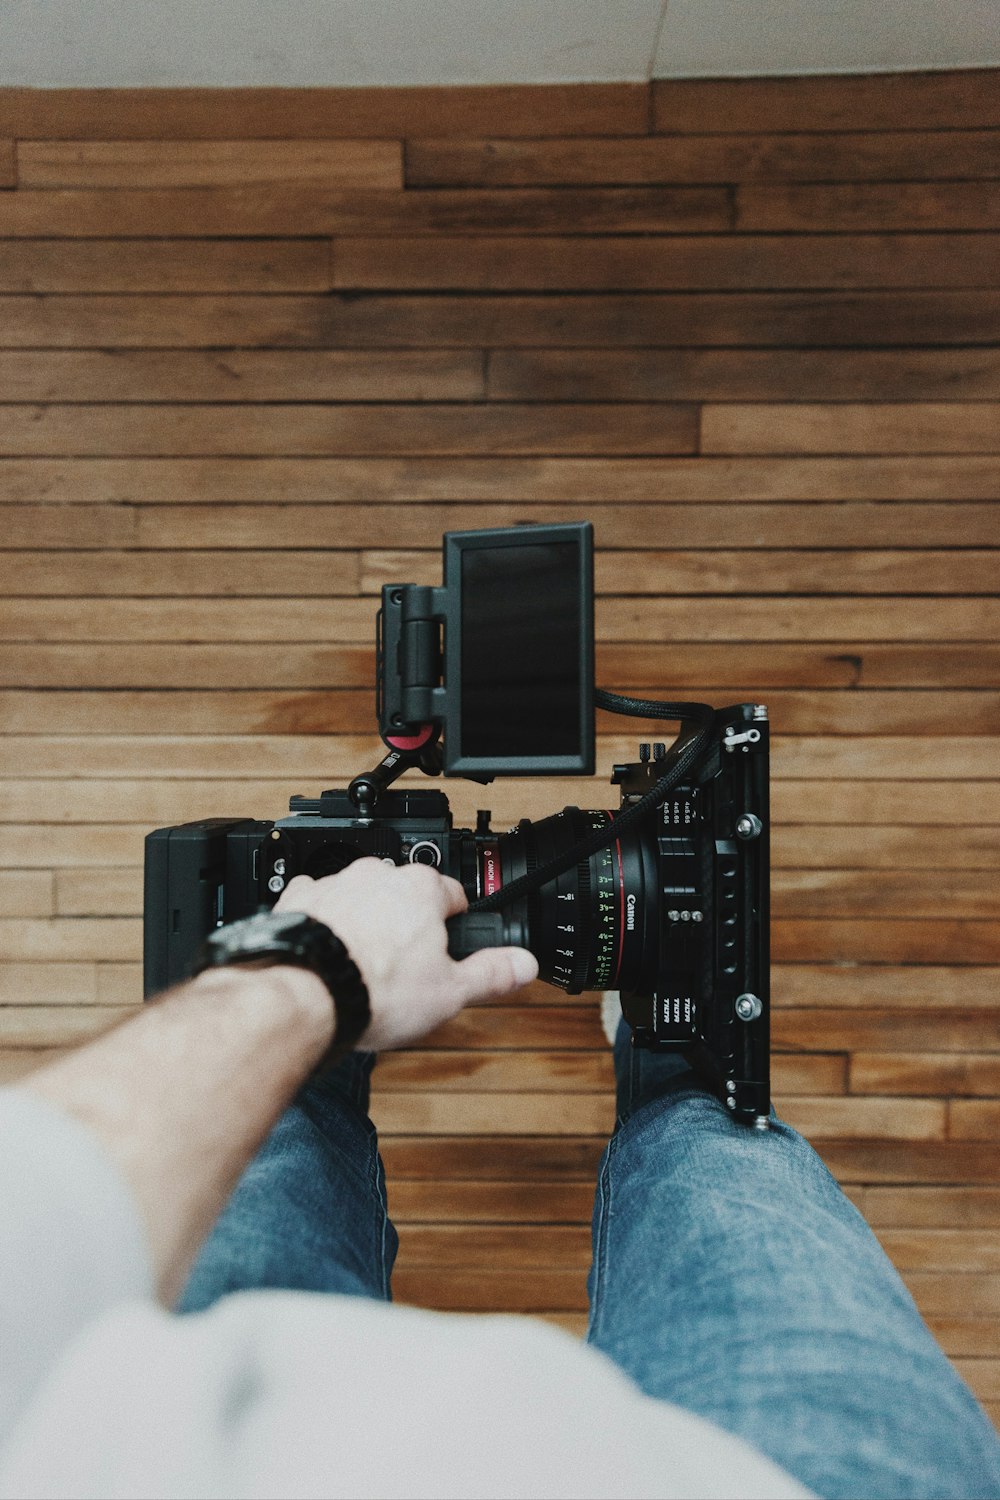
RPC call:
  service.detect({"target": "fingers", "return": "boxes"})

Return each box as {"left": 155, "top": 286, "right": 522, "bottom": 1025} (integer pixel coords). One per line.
{"left": 437, "top": 873, "right": 469, "bottom": 918}
{"left": 274, "top": 873, "right": 316, "bottom": 911}
{"left": 452, "top": 946, "right": 538, "bottom": 1006}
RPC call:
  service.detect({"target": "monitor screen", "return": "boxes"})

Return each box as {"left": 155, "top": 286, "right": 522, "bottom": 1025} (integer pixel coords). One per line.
{"left": 450, "top": 526, "right": 592, "bottom": 772}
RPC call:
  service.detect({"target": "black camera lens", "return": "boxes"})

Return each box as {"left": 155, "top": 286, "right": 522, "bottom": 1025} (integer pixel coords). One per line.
{"left": 481, "top": 809, "right": 658, "bottom": 995}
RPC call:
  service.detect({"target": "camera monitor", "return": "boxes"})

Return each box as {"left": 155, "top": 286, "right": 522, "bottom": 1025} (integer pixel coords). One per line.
{"left": 444, "top": 523, "right": 594, "bottom": 776}
{"left": 378, "top": 521, "right": 595, "bottom": 779}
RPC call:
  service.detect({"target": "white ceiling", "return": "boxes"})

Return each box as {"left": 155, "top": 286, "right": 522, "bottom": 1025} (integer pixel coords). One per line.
{"left": 1, "top": 0, "right": 998, "bottom": 87}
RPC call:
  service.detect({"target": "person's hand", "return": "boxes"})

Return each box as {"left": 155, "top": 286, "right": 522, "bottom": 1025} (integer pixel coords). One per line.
{"left": 274, "top": 858, "right": 538, "bottom": 1051}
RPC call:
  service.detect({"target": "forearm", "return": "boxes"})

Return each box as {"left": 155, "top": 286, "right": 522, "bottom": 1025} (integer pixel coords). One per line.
{"left": 21, "top": 964, "right": 333, "bottom": 1306}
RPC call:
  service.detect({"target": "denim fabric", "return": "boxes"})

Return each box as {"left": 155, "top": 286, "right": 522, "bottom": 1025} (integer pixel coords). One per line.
{"left": 586, "top": 1023, "right": 1000, "bottom": 1499}
{"left": 178, "top": 1051, "right": 396, "bottom": 1311}
{"left": 179, "top": 1030, "right": 1000, "bottom": 1499}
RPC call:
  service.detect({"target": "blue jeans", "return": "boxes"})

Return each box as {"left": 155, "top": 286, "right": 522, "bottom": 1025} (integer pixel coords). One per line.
{"left": 179, "top": 1029, "right": 1000, "bottom": 1499}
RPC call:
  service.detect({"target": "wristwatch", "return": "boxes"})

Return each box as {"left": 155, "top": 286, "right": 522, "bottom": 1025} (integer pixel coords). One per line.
{"left": 192, "top": 909, "right": 371, "bottom": 1068}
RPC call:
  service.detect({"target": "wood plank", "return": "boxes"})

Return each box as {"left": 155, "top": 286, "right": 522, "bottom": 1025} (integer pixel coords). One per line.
{"left": 389, "top": 1180, "right": 595, "bottom": 1223}
{"left": 0, "top": 552, "right": 361, "bottom": 596}
{"left": 0, "top": 1001, "right": 134, "bottom": 1042}
{"left": 0, "top": 733, "right": 992, "bottom": 783}
{"left": 860, "top": 1188, "right": 1000, "bottom": 1229}
{"left": 0, "top": 690, "right": 372, "bottom": 734}
{"left": 0, "top": 239, "right": 330, "bottom": 293}
{"left": 599, "top": 598, "right": 1000, "bottom": 644}
{"left": 380, "top": 1137, "right": 606, "bottom": 1179}
{"left": 738, "top": 182, "right": 1000, "bottom": 232}
{"left": 96, "top": 965, "right": 140, "bottom": 1005}
{"left": 4, "top": 637, "right": 998, "bottom": 689}
{"left": 54, "top": 868, "right": 138, "bottom": 918}
{"left": 16, "top": 593, "right": 1000, "bottom": 644}
{"left": 392, "top": 1267, "right": 587, "bottom": 1313}
{"left": 773, "top": 967, "right": 1000, "bottom": 1010}
{"left": 17, "top": 140, "right": 403, "bottom": 189}
{"left": 775, "top": 828, "right": 1000, "bottom": 871}
{"left": 376, "top": 1050, "right": 615, "bottom": 1094}
{"left": 0, "top": 350, "right": 484, "bottom": 402}
{"left": 879, "top": 1231, "right": 1000, "bottom": 1273}
{"left": 775, "top": 1010, "right": 1000, "bottom": 1055}
{"left": 372, "top": 1093, "right": 615, "bottom": 1136}
{"left": 0, "top": 403, "right": 699, "bottom": 458}
{"left": 7, "top": 636, "right": 1000, "bottom": 687}
{"left": 407, "top": 131, "right": 1000, "bottom": 188}
{"left": 776, "top": 921, "right": 1000, "bottom": 965}
{"left": 3, "top": 457, "right": 998, "bottom": 503}
{"left": 0, "top": 921, "right": 140, "bottom": 964}
{"left": 0, "top": 962, "right": 97, "bottom": 1004}
{"left": 0, "top": 291, "right": 992, "bottom": 346}
{"left": 0, "top": 871, "right": 53, "bottom": 917}
{"left": 653, "top": 71, "right": 1000, "bottom": 134}
{"left": 121, "top": 503, "right": 1000, "bottom": 552}
{"left": 821, "top": 1140, "right": 1000, "bottom": 1186}
{"left": 950, "top": 1102, "right": 1000, "bottom": 1141}
{"left": 0, "top": 600, "right": 374, "bottom": 643}
{"left": 0, "top": 139, "right": 13, "bottom": 185}
{"left": 396, "top": 1224, "right": 592, "bottom": 1268}
{"left": 900, "top": 1273, "right": 1000, "bottom": 1318}
{"left": 927, "top": 1320, "right": 1000, "bottom": 1358}
{"left": 333, "top": 233, "right": 1000, "bottom": 291}
{"left": 702, "top": 403, "right": 1000, "bottom": 456}
{"left": 0, "top": 187, "right": 730, "bottom": 239}
{"left": 774, "top": 871, "right": 1000, "bottom": 921}
{"left": 0, "top": 85, "right": 649, "bottom": 139}
{"left": 952, "top": 1360, "right": 1000, "bottom": 1402}
{"left": 851, "top": 1053, "right": 1000, "bottom": 1098}
{"left": 490, "top": 348, "right": 1000, "bottom": 402}
{"left": 1, "top": 687, "right": 997, "bottom": 740}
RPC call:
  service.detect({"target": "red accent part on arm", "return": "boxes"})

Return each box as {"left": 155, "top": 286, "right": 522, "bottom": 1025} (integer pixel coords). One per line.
{"left": 385, "top": 726, "right": 435, "bottom": 751}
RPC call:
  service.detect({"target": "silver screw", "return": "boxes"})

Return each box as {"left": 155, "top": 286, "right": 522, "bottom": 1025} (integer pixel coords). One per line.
{"left": 273, "top": 858, "right": 286, "bottom": 876}
{"left": 267, "top": 874, "right": 285, "bottom": 894}
{"left": 726, "top": 1097, "right": 736, "bottom": 1109}
{"left": 726, "top": 1080, "right": 737, "bottom": 1093}
{"left": 735, "top": 993, "right": 763, "bottom": 1022}
{"left": 752, "top": 705, "right": 768, "bottom": 721}
{"left": 735, "top": 813, "right": 762, "bottom": 840}
{"left": 753, "top": 1115, "right": 770, "bottom": 1131}
{"left": 667, "top": 909, "right": 680, "bottom": 921}
{"left": 691, "top": 910, "right": 704, "bottom": 923}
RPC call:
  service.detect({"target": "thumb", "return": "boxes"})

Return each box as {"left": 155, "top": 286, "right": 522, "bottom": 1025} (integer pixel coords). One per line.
{"left": 452, "top": 947, "right": 538, "bottom": 1006}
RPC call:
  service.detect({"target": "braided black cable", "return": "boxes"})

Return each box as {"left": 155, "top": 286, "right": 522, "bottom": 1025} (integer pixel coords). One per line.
{"left": 468, "top": 690, "right": 717, "bottom": 914}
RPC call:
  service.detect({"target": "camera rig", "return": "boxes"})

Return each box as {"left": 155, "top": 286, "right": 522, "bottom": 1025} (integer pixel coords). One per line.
{"left": 144, "top": 523, "right": 771, "bottom": 1127}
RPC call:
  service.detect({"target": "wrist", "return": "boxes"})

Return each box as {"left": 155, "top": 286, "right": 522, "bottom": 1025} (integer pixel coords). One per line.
{"left": 191, "top": 962, "right": 335, "bottom": 1058}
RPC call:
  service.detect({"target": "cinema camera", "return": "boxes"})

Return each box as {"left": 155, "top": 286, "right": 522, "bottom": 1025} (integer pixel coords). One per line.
{"left": 144, "top": 523, "right": 771, "bottom": 1127}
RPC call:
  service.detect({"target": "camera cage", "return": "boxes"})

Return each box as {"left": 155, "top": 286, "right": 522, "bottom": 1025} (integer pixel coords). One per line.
{"left": 142, "top": 522, "right": 772, "bottom": 1128}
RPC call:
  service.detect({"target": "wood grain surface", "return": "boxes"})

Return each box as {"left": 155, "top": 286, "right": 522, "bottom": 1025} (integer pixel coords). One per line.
{"left": 0, "top": 73, "right": 997, "bottom": 1402}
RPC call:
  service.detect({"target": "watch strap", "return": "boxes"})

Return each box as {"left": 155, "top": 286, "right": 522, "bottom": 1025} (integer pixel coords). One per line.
{"left": 193, "top": 910, "right": 371, "bottom": 1068}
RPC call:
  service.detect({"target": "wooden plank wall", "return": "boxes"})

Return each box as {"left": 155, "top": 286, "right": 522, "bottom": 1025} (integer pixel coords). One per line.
{"left": 0, "top": 71, "right": 997, "bottom": 1418}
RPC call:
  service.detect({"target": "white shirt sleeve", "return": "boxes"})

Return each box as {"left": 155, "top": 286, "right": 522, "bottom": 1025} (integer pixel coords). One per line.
{"left": 0, "top": 1088, "right": 153, "bottom": 1441}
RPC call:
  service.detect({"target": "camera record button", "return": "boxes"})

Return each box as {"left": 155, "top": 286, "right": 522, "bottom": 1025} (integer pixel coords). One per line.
{"left": 408, "top": 840, "right": 442, "bottom": 868}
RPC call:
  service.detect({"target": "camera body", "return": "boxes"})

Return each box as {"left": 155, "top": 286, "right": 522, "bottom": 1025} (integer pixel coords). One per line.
{"left": 144, "top": 521, "right": 771, "bottom": 1127}
{"left": 145, "top": 707, "right": 769, "bottom": 1127}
